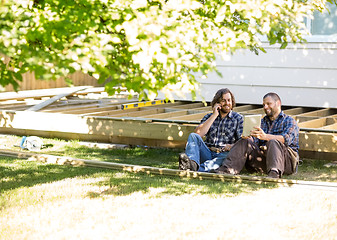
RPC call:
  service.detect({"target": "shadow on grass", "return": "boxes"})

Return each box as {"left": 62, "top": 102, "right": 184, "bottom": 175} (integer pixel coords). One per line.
{"left": 86, "top": 171, "right": 278, "bottom": 198}
{"left": 47, "top": 145, "right": 181, "bottom": 169}
{"left": 2, "top": 143, "right": 336, "bottom": 202}
{"left": 0, "top": 157, "right": 109, "bottom": 193}
{"left": 0, "top": 155, "right": 278, "bottom": 200}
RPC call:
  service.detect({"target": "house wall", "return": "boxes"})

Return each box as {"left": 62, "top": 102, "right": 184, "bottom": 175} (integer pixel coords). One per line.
{"left": 162, "top": 41, "right": 337, "bottom": 108}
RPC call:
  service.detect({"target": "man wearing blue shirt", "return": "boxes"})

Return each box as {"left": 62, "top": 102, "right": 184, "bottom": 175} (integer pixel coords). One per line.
{"left": 179, "top": 88, "right": 243, "bottom": 172}
{"left": 213, "top": 92, "right": 299, "bottom": 178}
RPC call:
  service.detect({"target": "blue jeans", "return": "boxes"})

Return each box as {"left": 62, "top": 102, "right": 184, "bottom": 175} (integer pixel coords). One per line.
{"left": 185, "top": 133, "right": 229, "bottom": 172}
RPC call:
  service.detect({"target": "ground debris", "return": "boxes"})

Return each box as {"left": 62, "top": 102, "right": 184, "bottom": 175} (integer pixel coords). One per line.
{"left": 78, "top": 141, "right": 129, "bottom": 149}
{"left": 324, "top": 161, "right": 337, "bottom": 168}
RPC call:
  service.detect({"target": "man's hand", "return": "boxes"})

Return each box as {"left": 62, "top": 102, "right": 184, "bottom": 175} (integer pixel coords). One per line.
{"left": 251, "top": 126, "right": 267, "bottom": 140}
{"left": 221, "top": 144, "right": 232, "bottom": 152}
{"left": 251, "top": 127, "right": 285, "bottom": 143}
{"left": 212, "top": 103, "right": 221, "bottom": 116}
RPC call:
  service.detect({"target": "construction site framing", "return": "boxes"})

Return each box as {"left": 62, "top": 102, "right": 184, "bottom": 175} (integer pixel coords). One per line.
{"left": 0, "top": 87, "right": 336, "bottom": 160}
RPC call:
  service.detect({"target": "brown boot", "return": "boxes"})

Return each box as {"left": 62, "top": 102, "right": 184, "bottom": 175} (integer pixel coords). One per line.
{"left": 178, "top": 153, "right": 198, "bottom": 171}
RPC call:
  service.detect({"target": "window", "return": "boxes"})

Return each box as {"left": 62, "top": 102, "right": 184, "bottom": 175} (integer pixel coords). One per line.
{"left": 309, "top": 2, "right": 337, "bottom": 35}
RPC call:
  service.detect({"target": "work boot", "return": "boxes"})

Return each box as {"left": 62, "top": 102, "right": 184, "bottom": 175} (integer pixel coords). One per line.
{"left": 210, "top": 165, "right": 231, "bottom": 174}
{"left": 178, "top": 153, "right": 198, "bottom": 171}
{"left": 267, "top": 169, "right": 280, "bottom": 178}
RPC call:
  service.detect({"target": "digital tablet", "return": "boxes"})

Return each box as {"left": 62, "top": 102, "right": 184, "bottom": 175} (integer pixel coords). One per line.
{"left": 242, "top": 114, "right": 262, "bottom": 137}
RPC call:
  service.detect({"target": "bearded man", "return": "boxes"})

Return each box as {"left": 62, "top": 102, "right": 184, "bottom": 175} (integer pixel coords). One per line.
{"left": 178, "top": 88, "right": 243, "bottom": 172}
{"left": 213, "top": 92, "right": 299, "bottom": 178}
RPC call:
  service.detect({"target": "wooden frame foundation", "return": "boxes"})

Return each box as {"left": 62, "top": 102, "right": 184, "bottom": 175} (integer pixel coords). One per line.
{"left": 0, "top": 87, "right": 336, "bottom": 160}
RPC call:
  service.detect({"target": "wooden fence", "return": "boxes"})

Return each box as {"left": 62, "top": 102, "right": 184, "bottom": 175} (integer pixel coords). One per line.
{"left": 2, "top": 71, "right": 102, "bottom": 92}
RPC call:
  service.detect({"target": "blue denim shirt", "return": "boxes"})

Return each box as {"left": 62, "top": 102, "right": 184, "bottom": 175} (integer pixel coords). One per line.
{"left": 201, "top": 111, "right": 243, "bottom": 148}
{"left": 254, "top": 111, "right": 299, "bottom": 152}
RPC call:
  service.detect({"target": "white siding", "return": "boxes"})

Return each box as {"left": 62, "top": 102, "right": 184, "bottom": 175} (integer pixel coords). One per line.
{"left": 161, "top": 42, "right": 337, "bottom": 108}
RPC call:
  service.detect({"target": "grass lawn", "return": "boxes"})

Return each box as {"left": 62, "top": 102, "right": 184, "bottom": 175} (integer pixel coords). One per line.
{"left": 0, "top": 135, "right": 337, "bottom": 239}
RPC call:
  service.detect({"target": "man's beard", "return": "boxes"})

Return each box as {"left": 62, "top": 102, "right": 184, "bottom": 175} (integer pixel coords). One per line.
{"left": 220, "top": 106, "right": 231, "bottom": 113}
{"left": 265, "top": 108, "right": 274, "bottom": 117}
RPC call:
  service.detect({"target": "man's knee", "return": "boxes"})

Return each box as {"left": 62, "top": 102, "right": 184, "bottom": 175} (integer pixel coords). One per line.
{"left": 236, "top": 137, "right": 251, "bottom": 146}
{"left": 266, "top": 139, "right": 282, "bottom": 148}
{"left": 188, "top": 132, "right": 200, "bottom": 141}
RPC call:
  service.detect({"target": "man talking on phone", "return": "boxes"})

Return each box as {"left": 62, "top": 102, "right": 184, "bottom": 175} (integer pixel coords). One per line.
{"left": 178, "top": 88, "right": 243, "bottom": 172}
{"left": 212, "top": 92, "right": 299, "bottom": 178}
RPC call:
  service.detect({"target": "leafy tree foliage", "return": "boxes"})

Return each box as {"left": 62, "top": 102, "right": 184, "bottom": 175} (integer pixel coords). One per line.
{"left": 0, "top": 0, "right": 333, "bottom": 99}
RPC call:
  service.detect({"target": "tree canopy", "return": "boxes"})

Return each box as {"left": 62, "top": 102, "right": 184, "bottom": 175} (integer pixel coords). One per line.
{"left": 0, "top": 0, "right": 333, "bottom": 100}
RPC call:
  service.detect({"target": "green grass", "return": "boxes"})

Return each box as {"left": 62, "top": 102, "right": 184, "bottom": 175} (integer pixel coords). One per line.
{"left": 1, "top": 136, "right": 337, "bottom": 240}
{"left": 0, "top": 136, "right": 336, "bottom": 209}
{"left": 0, "top": 154, "right": 276, "bottom": 213}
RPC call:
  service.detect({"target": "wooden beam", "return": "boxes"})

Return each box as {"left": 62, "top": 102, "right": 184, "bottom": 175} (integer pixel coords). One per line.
{"left": 2, "top": 149, "right": 337, "bottom": 187}
{"left": 283, "top": 107, "right": 308, "bottom": 116}
{"left": 239, "top": 108, "right": 265, "bottom": 115}
{"left": 296, "top": 108, "right": 337, "bottom": 117}
{"left": 320, "top": 122, "right": 337, "bottom": 130}
{"left": 144, "top": 110, "right": 189, "bottom": 119}
{"left": 169, "top": 111, "right": 211, "bottom": 121}
{"left": 168, "top": 102, "right": 206, "bottom": 109}
{"left": 0, "top": 104, "right": 337, "bottom": 157}
{"left": 26, "top": 86, "right": 91, "bottom": 111}
{"left": 298, "top": 117, "right": 337, "bottom": 129}
{"left": 234, "top": 105, "right": 260, "bottom": 112}
{"left": 294, "top": 116, "right": 320, "bottom": 123}
{"left": 299, "top": 131, "right": 337, "bottom": 153}
{"left": 84, "top": 102, "right": 194, "bottom": 117}
{"left": 192, "top": 106, "right": 211, "bottom": 111}
{"left": 0, "top": 86, "right": 93, "bottom": 101}
{"left": 46, "top": 99, "right": 138, "bottom": 114}
{"left": 101, "top": 108, "right": 166, "bottom": 118}
{"left": 298, "top": 118, "right": 327, "bottom": 128}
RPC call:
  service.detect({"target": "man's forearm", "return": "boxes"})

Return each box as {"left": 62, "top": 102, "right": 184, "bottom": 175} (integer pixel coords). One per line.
{"left": 265, "top": 134, "right": 285, "bottom": 143}
{"left": 194, "top": 114, "right": 217, "bottom": 137}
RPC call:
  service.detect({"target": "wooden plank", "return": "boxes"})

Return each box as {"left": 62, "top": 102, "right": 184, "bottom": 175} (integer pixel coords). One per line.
{"left": 47, "top": 105, "right": 120, "bottom": 114}
{"left": 84, "top": 106, "right": 154, "bottom": 117}
{"left": 299, "top": 131, "right": 337, "bottom": 153}
{"left": 298, "top": 118, "right": 327, "bottom": 128}
{"left": 135, "top": 109, "right": 187, "bottom": 119}
{"left": 283, "top": 107, "right": 308, "bottom": 116}
{"left": 0, "top": 109, "right": 336, "bottom": 154}
{"left": 234, "top": 105, "right": 260, "bottom": 112}
{"left": 299, "top": 117, "right": 337, "bottom": 129}
{"left": 0, "top": 110, "right": 195, "bottom": 141}
{"left": 191, "top": 106, "right": 212, "bottom": 111}
{"left": 43, "top": 99, "right": 136, "bottom": 113}
{"left": 86, "top": 102, "right": 188, "bottom": 117}
{"left": 169, "top": 111, "right": 211, "bottom": 121}
{"left": 2, "top": 149, "right": 337, "bottom": 187}
{"left": 320, "top": 122, "right": 337, "bottom": 130}
{"left": 294, "top": 108, "right": 337, "bottom": 117}
{"left": 294, "top": 116, "right": 321, "bottom": 123}
{"left": 239, "top": 108, "right": 265, "bottom": 115}
{"left": 0, "top": 103, "right": 33, "bottom": 110}
{"left": 101, "top": 108, "right": 166, "bottom": 118}
{"left": 0, "top": 86, "right": 92, "bottom": 101}
{"left": 168, "top": 102, "right": 206, "bottom": 109}
{"left": 25, "top": 86, "right": 91, "bottom": 111}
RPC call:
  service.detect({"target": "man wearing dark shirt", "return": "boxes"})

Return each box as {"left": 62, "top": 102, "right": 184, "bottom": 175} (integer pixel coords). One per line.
{"left": 213, "top": 92, "right": 299, "bottom": 178}
{"left": 178, "top": 88, "right": 243, "bottom": 172}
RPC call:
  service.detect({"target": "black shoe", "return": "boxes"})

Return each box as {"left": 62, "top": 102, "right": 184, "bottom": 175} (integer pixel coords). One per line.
{"left": 178, "top": 153, "right": 197, "bottom": 171}
{"left": 211, "top": 165, "right": 231, "bottom": 174}
{"left": 267, "top": 170, "right": 280, "bottom": 179}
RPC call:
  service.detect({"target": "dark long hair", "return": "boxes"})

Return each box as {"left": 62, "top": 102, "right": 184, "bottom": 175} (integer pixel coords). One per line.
{"left": 211, "top": 88, "right": 236, "bottom": 109}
